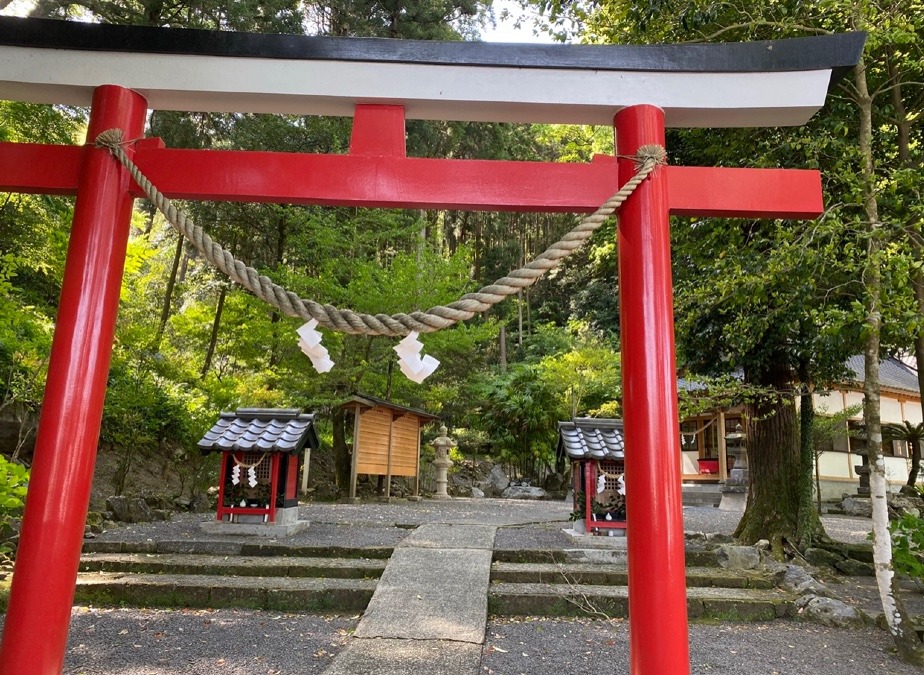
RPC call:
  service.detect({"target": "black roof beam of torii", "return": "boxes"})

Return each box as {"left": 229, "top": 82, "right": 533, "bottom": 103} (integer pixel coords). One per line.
{"left": 0, "top": 16, "right": 865, "bottom": 128}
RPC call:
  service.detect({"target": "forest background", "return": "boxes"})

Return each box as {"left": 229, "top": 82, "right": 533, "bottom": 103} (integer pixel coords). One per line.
{"left": 0, "top": 0, "right": 922, "bottom": 550}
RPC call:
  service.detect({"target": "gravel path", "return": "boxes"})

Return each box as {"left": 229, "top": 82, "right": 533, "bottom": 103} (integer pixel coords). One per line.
{"left": 0, "top": 609, "right": 356, "bottom": 675}
{"left": 4, "top": 499, "right": 909, "bottom": 674}
{"left": 9, "top": 610, "right": 914, "bottom": 674}
{"left": 482, "top": 618, "right": 923, "bottom": 675}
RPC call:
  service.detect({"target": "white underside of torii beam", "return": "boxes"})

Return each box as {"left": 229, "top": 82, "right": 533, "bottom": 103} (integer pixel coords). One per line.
{"left": 0, "top": 45, "right": 833, "bottom": 127}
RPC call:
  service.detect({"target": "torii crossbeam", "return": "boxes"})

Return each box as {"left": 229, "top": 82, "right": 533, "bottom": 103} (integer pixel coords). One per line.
{"left": 0, "top": 17, "right": 863, "bottom": 675}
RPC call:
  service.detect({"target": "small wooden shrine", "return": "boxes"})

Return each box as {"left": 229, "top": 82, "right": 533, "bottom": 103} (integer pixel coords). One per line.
{"left": 339, "top": 394, "right": 439, "bottom": 500}
{"left": 558, "top": 418, "right": 627, "bottom": 535}
{"left": 197, "top": 408, "right": 319, "bottom": 531}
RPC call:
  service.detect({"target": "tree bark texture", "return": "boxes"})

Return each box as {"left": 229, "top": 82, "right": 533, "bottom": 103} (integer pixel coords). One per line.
{"left": 910, "top": 255, "right": 924, "bottom": 487}
{"left": 734, "top": 361, "right": 800, "bottom": 555}
{"left": 200, "top": 285, "right": 226, "bottom": 379}
{"left": 855, "top": 51, "right": 924, "bottom": 665}
{"left": 797, "top": 381, "right": 823, "bottom": 548}
{"left": 155, "top": 232, "right": 184, "bottom": 349}
{"left": 332, "top": 406, "right": 351, "bottom": 491}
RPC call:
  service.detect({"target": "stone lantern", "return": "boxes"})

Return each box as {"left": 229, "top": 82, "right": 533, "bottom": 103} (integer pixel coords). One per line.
{"left": 719, "top": 424, "right": 748, "bottom": 512}
{"left": 852, "top": 425, "right": 870, "bottom": 497}
{"left": 431, "top": 425, "right": 456, "bottom": 499}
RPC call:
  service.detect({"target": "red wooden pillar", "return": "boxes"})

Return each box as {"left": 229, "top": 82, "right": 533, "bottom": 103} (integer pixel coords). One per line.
{"left": 615, "top": 105, "right": 690, "bottom": 675}
{"left": 0, "top": 85, "right": 147, "bottom": 675}
{"left": 216, "top": 453, "right": 231, "bottom": 521}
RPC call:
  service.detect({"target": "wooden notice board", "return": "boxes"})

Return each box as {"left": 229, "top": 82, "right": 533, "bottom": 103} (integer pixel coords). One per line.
{"left": 339, "top": 394, "right": 437, "bottom": 499}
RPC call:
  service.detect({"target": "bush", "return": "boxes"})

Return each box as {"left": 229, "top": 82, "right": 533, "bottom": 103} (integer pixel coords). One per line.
{"left": 890, "top": 513, "right": 924, "bottom": 583}
{"left": 0, "top": 455, "right": 29, "bottom": 563}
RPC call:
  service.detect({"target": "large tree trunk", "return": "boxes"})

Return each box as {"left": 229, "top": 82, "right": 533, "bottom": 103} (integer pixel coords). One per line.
{"left": 268, "top": 213, "right": 287, "bottom": 368}
{"left": 200, "top": 285, "right": 226, "bottom": 379}
{"left": 797, "top": 379, "right": 825, "bottom": 548}
{"left": 911, "top": 265, "right": 924, "bottom": 488}
{"left": 891, "top": 47, "right": 924, "bottom": 491}
{"left": 331, "top": 406, "right": 352, "bottom": 492}
{"left": 154, "top": 232, "right": 184, "bottom": 349}
{"left": 734, "top": 360, "right": 800, "bottom": 556}
{"left": 855, "top": 52, "right": 924, "bottom": 665}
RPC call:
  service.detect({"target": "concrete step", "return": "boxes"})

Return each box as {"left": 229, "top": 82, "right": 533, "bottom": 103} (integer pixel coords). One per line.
{"left": 493, "top": 547, "right": 721, "bottom": 567}
{"left": 74, "top": 572, "right": 377, "bottom": 612}
{"left": 682, "top": 484, "right": 722, "bottom": 507}
{"left": 82, "top": 539, "right": 393, "bottom": 559}
{"left": 490, "top": 562, "right": 774, "bottom": 589}
{"left": 488, "top": 582, "right": 794, "bottom": 621}
{"left": 79, "top": 552, "right": 386, "bottom": 579}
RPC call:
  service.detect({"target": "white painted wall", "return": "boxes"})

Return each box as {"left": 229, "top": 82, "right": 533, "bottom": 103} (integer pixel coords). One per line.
{"left": 813, "top": 389, "right": 919, "bottom": 498}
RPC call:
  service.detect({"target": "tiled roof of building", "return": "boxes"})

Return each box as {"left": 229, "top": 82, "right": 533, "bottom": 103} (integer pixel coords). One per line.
{"left": 557, "top": 418, "right": 625, "bottom": 461}
{"left": 197, "top": 408, "right": 319, "bottom": 455}
{"left": 680, "top": 357, "right": 920, "bottom": 398}
{"left": 845, "top": 356, "right": 920, "bottom": 395}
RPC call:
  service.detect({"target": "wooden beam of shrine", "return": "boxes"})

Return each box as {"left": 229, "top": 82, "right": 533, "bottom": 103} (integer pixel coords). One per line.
{"left": 0, "top": 142, "right": 822, "bottom": 219}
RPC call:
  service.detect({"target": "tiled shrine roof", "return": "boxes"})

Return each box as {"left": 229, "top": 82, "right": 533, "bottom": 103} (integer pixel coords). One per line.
{"left": 557, "top": 418, "right": 625, "bottom": 461}
{"left": 197, "top": 408, "right": 319, "bottom": 454}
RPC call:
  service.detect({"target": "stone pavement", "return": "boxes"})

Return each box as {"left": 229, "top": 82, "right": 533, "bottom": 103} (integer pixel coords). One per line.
{"left": 325, "top": 524, "right": 496, "bottom": 674}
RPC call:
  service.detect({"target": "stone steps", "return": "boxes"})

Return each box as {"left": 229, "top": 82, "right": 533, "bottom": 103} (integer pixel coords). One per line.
{"left": 682, "top": 484, "right": 723, "bottom": 507}
{"left": 492, "top": 547, "right": 721, "bottom": 567}
{"left": 82, "top": 539, "right": 394, "bottom": 559}
{"left": 490, "top": 561, "right": 774, "bottom": 589}
{"left": 79, "top": 552, "right": 386, "bottom": 579}
{"left": 488, "top": 550, "right": 791, "bottom": 620}
{"left": 76, "top": 547, "right": 387, "bottom": 612}
{"left": 74, "top": 572, "right": 376, "bottom": 612}
{"left": 76, "top": 540, "right": 790, "bottom": 624}
{"left": 488, "top": 582, "right": 794, "bottom": 621}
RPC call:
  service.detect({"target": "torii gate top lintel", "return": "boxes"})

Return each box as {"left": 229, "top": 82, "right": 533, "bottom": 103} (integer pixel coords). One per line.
{"left": 0, "top": 16, "right": 864, "bottom": 127}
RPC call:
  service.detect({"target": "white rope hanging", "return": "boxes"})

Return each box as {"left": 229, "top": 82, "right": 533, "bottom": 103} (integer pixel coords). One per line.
{"left": 95, "top": 129, "right": 665, "bottom": 337}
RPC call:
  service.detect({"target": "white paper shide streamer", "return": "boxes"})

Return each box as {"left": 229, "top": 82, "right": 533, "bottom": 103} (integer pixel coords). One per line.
{"left": 393, "top": 331, "right": 440, "bottom": 383}
{"left": 297, "top": 319, "right": 335, "bottom": 373}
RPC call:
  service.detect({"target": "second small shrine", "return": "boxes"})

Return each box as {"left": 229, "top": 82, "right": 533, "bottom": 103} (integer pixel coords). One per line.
{"left": 197, "top": 408, "right": 319, "bottom": 536}
{"left": 339, "top": 394, "right": 439, "bottom": 500}
{"left": 558, "top": 418, "right": 627, "bottom": 535}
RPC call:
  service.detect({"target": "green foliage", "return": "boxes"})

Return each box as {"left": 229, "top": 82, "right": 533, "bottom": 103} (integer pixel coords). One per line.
{"left": 536, "top": 329, "right": 621, "bottom": 417}
{"left": 890, "top": 513, "right": 924, "bottom": 583}
{"left": 476, "top": 363, "right": 564, "bottom": 478}
{"left": 812, "top": 404, "right": 863, "bottom": 450}
{"left": 883, "top": 421, "right": 924, "bottom": 487}
{"left": 0, "top": 455, "right": 29, "bottom": 562}
{"left": 100, "top": 359, "right": 206, "bottom": 496}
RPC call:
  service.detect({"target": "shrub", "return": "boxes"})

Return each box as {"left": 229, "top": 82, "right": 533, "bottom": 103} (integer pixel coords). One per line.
{"left": 0, "top": 455, "right": 29, "bottom": 563}
{"left": 890, "top": 513, "right": 924, "bottom": 583}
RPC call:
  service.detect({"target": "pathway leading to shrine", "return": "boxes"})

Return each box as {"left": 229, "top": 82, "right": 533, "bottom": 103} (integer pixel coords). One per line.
{"left": 322, "top": 523, "right": 497, "bottom": 675}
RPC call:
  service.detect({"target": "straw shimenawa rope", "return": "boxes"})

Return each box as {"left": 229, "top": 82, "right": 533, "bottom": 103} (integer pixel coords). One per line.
{"left": 95, "top": 129, "right": 665, "bottom": 336}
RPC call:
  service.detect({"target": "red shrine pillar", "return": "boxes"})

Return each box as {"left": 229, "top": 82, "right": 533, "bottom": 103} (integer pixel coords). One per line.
{"left": 0, "top": 85, "right": 147, "bottom": 675}
{"left": 615, "top": 105, "right": 691, "bottom": 675}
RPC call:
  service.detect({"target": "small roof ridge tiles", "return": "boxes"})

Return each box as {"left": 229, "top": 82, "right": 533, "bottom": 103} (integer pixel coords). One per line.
{"left": 219, "top": 408, "right": 305, "bottom": 420}
{"left": 557, "top": 418, "right": 625, "bottom": 461}
{"left": 197, "top": 408, "right": 319, "bottom": 454}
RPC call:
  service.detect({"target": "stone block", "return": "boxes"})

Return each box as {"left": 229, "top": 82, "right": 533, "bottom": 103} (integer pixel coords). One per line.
{"left": 483, "top": 465, "right": 510, "bottom": 496}
{"left": 841, "top": 495, "right": 872, "bottom": 517}
{"left": 716, "top": 545, "right": 761, "bottom": 570}
{"left": 501, "top": 485, "right": 547, "bottom": 500}
{"left": 834, "top": 557, "right": 875, "bottom": 576}
{"left": 795, "top": 594, "right": 863, "bottom": 627}
{"left": 804, "top": 547, "right": 844, "bottom": 568}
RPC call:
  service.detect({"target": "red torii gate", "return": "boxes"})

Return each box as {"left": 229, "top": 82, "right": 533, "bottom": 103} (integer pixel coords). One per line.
{"left": 0, "top": 17, "right": 863, "bottom": 675}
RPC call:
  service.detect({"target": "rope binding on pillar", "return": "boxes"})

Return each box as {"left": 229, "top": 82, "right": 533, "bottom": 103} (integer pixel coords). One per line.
{"left": 95, "top": 129, "right": 666, "bottom": 337}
